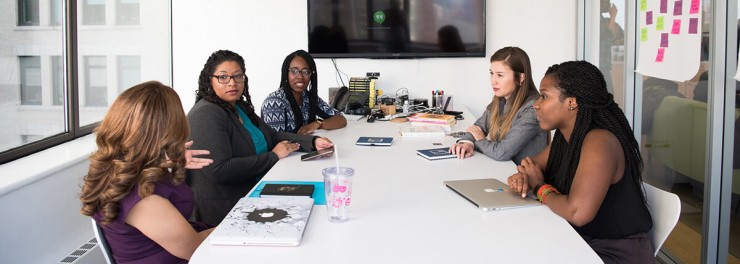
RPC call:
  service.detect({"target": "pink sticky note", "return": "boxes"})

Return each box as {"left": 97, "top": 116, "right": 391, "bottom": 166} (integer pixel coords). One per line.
{"left": 673, "top": 0, "right": 683, "bottom": 16}
{"left": 660, "top": 33, "right": 669, "bottom": 47}
{"left": 656, "top": 48, "right": 666, "bottom": 62}
{"left": 688, "top": 18, "right": 698, "bottom": 34}
{"left": 689, "top": 0, "right": 700, "bottom": 14}
{"left": 660, "top": 0, "right": 668, "bottom": 13}
{"left": 671, "top": 19, "right": 681, "bottom": 34}
{"left": 646, "top": 11, "right": 653, "bottom": 25}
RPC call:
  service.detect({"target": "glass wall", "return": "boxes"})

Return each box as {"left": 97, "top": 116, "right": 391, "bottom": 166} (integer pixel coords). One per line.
{"left": 0, "top": 0, "right": 171, "bottom": 162}
{"left": 584, "top": 0, "right": 738, "bottom": 263}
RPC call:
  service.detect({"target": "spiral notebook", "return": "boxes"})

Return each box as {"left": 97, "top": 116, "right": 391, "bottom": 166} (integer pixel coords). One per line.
{"left": 209, "top": 197, "right": 314, "bottom": 246}
{"left": 416, "top": 147, "right": 456, "bottom": 160}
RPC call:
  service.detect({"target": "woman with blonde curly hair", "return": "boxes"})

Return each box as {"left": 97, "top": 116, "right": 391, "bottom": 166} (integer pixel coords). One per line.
{"left": 80, "top": 81, "right": 213, "bottom": 263}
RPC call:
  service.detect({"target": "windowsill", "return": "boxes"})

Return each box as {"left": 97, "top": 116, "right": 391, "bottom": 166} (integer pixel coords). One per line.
{"left": 13, "top": 25, "right": 63, "bottom": 31}
{"left": 0, "top": 135, "right": 95, "bottom": 197}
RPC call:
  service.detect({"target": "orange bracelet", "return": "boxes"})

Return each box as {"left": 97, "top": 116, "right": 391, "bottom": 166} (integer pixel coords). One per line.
{"left": 536, "top": 184, "right": 561, "bottom": 204}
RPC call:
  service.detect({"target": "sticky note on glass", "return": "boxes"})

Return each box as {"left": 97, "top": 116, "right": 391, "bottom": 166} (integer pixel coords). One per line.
{"left": 688, "top": 18, "right": 699, "bottom": 34}
{"left": 671, "top": 19, "right": 681, "bottom": 34}
{"left": 673, "top": 0, "right": 683, "bottom": 16}
{"left": 646, "top": 11, "right": 653, "bottom": 25}
{"left": 641, "top": 0, "right": 647, "bottom": 11}
{"left": 660, "top": 33, "right": 669, "bottom": 47}
{"left": 656, "top": 48, "right": 666, "bottom": 62}
{"left": 660, "top": 0, "right": 668, "bottom": 13}
{"left": 689, "top": 0, "right": 700, "bottom": 14}
{"left": 657, "top": 16, "right": 665, "bottom": 31}
{"left": 641, "top": 28, "right": 648, "bottom": 42}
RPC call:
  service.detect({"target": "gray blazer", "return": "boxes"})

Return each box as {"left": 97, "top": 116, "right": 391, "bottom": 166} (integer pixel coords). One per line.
{"left": 460, "top": 96, "right": 547, "bottom": 165}
{"left": 186, "top": 99, "right": 315, "bottom": 226}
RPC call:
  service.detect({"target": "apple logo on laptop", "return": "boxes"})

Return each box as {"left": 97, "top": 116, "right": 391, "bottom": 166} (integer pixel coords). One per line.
{"left": 483, "top": 188, "right": 495, "bottom": 193}
{"left": 260, "top": 212, "right": 274, "bottom": 218}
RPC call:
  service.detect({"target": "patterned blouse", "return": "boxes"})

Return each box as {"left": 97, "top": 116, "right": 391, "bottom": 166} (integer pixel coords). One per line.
{"left": 261, "top": 88, "right": 341, "bottom": 132}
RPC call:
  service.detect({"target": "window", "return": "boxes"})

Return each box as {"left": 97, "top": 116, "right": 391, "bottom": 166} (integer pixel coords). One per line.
{"left": 117, "top": 56, "right": 140, "bottom": 93}
{"left": 0, "top": 0, "right": 172, "bottom": 164}
{"left": 580, "top": 1, "right": 739, "bottom": 262}
{"left": 19, "top": 56, "right": 41, "bottom": 105}
{"left": 51, "top": 56, "right": 64, "bottom": 106}
{"left": 17, "top": 0, "right": 40, "bottom": 26}
{"left": 83, "top": 0, "right": 106, "bottom": 25}
{"left": 83, "top": 56, "right": 107, "bottom": 107}
{"left": 49, "top": 0, "right": 61, "bottom": 26}
{"left": 116, "top": 0, "right": 139, "bottom": 25}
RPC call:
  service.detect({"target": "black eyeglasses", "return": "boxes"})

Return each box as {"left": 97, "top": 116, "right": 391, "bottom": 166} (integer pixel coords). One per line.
{"left": 212, "top": 74, "right": 246, "bottom": 84}
{"left": 288, "top": 68, "right": 312, "bottom": 77}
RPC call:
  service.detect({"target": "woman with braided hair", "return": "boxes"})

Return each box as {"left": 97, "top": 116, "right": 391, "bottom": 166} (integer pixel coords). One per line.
{"left": 507, "top": 61, "right": 653, "bottom": 263}
{"left": 261, "top": 49, "right": 346, "bottom": 134}
{"left": 187, "top": 50, "right": 334, "bottom": 226}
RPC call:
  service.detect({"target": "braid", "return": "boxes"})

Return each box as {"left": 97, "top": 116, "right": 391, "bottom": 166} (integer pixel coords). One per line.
{"left": 280, "top": 50, "right": 319, "bottom": 132}
{"left": 544, "top": 61, "right": 646, "bottom": 206}
{"left": 196, "top": 50, "right": 259, "bottom": 125}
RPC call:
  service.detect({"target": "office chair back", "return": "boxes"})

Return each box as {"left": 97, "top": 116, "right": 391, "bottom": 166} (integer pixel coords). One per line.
{"left": 91, "top": 218, "right": 117, "bottom": 264}
{"left": 642, "top": 183, "right": 681, "bottom": 256}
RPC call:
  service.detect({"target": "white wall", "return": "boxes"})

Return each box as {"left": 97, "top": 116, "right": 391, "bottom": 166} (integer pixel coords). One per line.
{"left": 173, "top": 0, "right": 577, "bottom": 117}
{"left": 0, "top": 136, "right": 95, "bottom": 264}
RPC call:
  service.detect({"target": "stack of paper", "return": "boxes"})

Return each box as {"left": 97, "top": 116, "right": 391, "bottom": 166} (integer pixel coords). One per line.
{"left": 407, "top": 113, "right": 457, "bottom": 126}
{"left": 399, "top": 125, "right": 446, "bottom": 137}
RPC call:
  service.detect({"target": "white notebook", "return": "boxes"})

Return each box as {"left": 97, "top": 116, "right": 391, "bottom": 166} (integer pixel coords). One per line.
{"left": 400, "top": 125, "right": 446, "bottom": 137}
{"left": 209, "top": 197, "right": 314, "bottom": 246}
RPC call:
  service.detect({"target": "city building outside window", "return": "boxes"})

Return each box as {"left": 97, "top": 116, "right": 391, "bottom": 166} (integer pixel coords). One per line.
{"left": 49, "top": 0, "right": 61, "bottom": 26}
{"left": 116, "top": 0, "right": 139, "bottom": 25}
{"left": 83, "top": 0, "right": 106, "bottom": 25}
{"left": 19, "top": 56, "right": 42, "bottom": 105}
{"left": 17, "top": 0, "right": 40, "bottom": 26}
{"left": 117, "top": 55, "right": 140, "bottom": 93}
{"left": 51, "top": 56, "right": 64, "bottom": 106}
{"left": 83, "top": 56, "right": 107, "bottom": 107}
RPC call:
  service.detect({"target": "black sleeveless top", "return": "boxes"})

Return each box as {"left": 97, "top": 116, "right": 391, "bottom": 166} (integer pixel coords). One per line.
{"left": 547, "top": 135, "right": 653, "bottom": 239}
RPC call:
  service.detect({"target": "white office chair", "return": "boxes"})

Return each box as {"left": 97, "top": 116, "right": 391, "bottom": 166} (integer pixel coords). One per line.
{"left": 642, "top": 182, "right": 681, "bottom": 256}
{"left": 91, "top": 218, "right": 117, "bottom": 264}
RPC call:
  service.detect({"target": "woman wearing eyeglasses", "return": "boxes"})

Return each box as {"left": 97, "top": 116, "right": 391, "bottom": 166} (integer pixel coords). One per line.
{"left": 187, "top": 50, "right": 334, "bottom": 226}
{"left": 261, "top": 49, "right": 347, "bottom": 135}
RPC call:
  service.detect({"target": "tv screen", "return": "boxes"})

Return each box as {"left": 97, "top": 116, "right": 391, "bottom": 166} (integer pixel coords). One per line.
{"left": 308, "top": 0, "right": 486, "bottom": 59}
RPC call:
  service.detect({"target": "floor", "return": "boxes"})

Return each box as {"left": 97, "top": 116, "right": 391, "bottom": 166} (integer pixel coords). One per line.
{"left": 660, "top": 183, "right": 740, "bottom": 264}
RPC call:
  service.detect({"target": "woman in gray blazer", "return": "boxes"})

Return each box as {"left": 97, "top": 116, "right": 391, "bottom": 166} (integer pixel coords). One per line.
{"left": 187, "top": 50, "right": 334, "bottom": 226}
{"left": 449, "top": 47, "right": 547, "bottom": 165}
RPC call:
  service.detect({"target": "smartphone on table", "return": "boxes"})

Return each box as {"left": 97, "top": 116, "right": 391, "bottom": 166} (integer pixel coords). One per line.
{"left": 300, "top": 147, "right": 335, "bottom": 161}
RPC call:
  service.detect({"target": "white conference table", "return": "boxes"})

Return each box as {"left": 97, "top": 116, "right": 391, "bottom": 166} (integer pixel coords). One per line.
{"left": 191, "top": 109, "right": 601, "bottom": 264}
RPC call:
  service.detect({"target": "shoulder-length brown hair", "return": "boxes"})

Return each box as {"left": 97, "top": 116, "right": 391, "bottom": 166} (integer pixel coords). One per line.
{"left": 80, "top": 81, "right": 189, "bottom": 225}
{"left": 487, "top": 46, "right": 539, "bottom": 141}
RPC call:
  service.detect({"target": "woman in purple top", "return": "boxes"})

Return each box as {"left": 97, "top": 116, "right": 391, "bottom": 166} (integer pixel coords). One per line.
{"left": 80, "top": 81, "right": 214, "bottom": 263}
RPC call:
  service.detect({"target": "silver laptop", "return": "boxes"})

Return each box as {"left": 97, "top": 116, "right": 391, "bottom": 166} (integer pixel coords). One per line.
{"left": 444, "top": 178, "right": 540, "bottom": 211}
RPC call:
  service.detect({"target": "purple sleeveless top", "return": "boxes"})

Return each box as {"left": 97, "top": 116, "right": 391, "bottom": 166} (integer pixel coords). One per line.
{"left": 93, "top": 180, "right": 210, "bottom": 264}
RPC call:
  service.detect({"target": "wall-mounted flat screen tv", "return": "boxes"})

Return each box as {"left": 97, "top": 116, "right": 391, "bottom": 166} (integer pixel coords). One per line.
{"left": 308, "top": 0, "right": 486, "bottom": 59}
